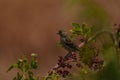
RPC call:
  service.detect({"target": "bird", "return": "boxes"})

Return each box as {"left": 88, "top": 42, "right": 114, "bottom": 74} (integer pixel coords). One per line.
{"left": 57, "top": 30, "right": 80, "bottom": 53}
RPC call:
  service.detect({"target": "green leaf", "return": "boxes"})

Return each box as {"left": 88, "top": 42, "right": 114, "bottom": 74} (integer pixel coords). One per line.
{"left": 17, "top": 60, "right": 23, "bottom": 70}
{"left": 31, "top": 60, "right": 38, "bottom": 69}
{"left": 7, "top": 64, "right": 18, "bottom": 72}
{"left": 17, "top": 72, "right": 22, "bottom": 80}
{"left": 82, "top": 23, "right": 87, "bottom": 33}
{"left": 71, "top": 23, "right": 83, "bottom": 37}
{"left": 31, "top": 53, "right": 38, "bottom": 69}
{"left": 72, "top": 23, "right": 80, "bottom": 29}
{"left": 7, "top": 65, "right": 14, "bottom": 72}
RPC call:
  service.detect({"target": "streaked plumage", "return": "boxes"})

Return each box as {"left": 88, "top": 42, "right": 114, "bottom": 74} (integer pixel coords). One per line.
{"left": 57, "top": 30, "right": 79, "bottom": 52}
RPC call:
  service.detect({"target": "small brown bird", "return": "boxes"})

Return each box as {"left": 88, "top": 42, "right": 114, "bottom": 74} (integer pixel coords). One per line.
{"left": 57, "top": 30, "right": 80, "bottom": 52}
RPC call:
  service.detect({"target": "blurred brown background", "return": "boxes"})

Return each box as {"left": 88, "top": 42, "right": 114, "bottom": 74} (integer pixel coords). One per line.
{"left": 0, "top": 0, "right": 120, "bottom": 80}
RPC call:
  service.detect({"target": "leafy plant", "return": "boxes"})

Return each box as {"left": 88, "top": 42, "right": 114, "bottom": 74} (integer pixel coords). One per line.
{"left": 7, "top": 53, "right": 39, "bottom": 80}
{"left": 7, "top": 23, "right": 120, "bottom": 80}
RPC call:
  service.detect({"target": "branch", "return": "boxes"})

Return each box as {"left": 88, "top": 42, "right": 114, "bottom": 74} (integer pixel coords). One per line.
{"left": 47, "top": 29, "right": 115, "bottom": 77}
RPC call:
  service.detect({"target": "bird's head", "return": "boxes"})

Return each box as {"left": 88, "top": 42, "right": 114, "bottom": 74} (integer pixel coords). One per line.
{"left": 57, "top": 30, "right": 67, "bottom": 37}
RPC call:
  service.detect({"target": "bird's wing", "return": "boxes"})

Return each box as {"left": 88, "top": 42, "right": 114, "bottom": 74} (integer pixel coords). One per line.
{"left": 65, "top": 37, "right": 79, "bottom": 50}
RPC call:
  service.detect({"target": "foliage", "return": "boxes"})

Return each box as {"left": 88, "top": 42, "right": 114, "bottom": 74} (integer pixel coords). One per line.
{"left": 7, "top": 23, "right": 120, "bottom": 80}
{"left": 7, "top": 53, "right": 39, "bottom": 80}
